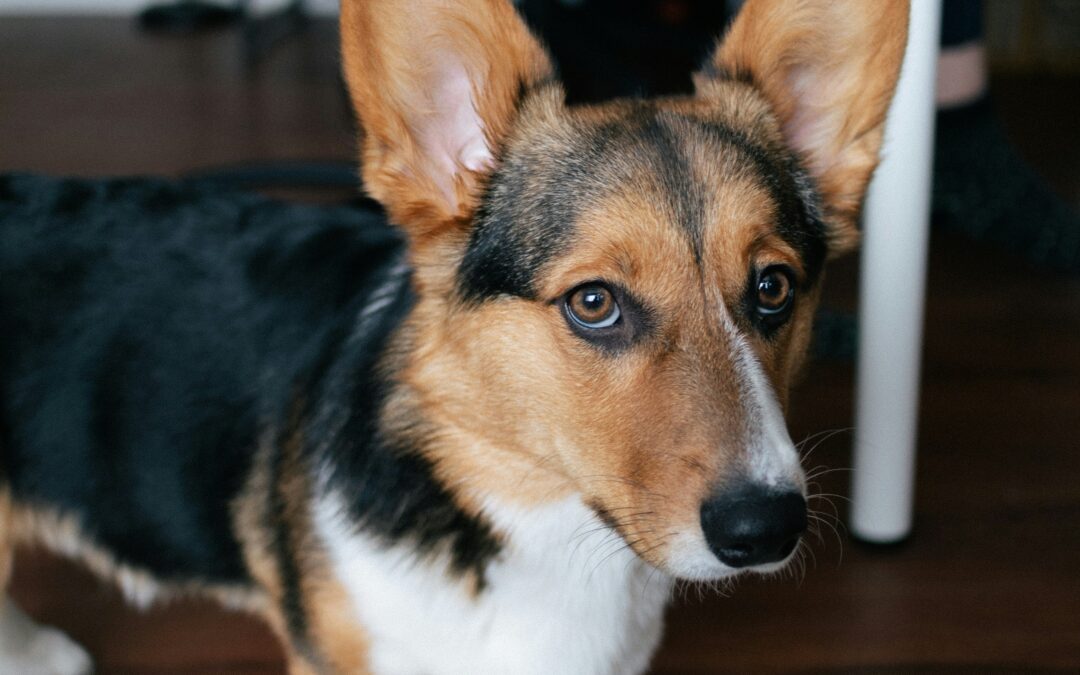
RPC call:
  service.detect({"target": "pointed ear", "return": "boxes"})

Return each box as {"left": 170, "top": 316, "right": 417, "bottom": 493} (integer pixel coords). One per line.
{"left": 696, "top": 0, "right": 909, "bottom": 255}
{"left": 340, "top": 0, "right": 554, "bottom": 246}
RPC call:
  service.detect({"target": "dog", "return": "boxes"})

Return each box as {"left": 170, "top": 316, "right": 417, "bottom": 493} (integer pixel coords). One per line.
{"left": 0, "top": 0, "right": 908, "bottom": 672}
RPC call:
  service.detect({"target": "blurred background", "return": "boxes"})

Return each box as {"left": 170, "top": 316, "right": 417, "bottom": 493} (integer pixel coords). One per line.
{"left": 1, "top": 0, "right": 1078, "bottom": 672}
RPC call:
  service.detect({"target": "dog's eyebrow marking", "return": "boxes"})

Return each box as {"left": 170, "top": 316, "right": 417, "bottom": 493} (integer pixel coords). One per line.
{"left": 459, "top": 116, "right": 632, "bottom": 302}
{"left": 690, "top": 119, "right": 828, "bottom": 283}
{"left": 638, "top": 115, "right": 709, "bottom": 267}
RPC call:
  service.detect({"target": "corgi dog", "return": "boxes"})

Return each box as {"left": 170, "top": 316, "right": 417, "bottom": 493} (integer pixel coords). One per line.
{"left": 0, "top": 0, "right": 908, "bottom": 673}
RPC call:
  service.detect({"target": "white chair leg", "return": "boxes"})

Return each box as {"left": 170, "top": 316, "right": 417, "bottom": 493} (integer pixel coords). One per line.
{"left": 850, "top": 0, "right": 943, "bottom": 543}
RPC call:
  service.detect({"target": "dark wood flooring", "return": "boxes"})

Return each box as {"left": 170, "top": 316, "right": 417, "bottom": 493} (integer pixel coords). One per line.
{"left": 2, "top": 17, "right": 1078, "bottom": 674}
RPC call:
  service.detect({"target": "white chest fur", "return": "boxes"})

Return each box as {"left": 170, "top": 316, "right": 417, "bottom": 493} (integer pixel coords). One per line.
{"left": 313, "top": 494, "right": 672, "bottom": 675}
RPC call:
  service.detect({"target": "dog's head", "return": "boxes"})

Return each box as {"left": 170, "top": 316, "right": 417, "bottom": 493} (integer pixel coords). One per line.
{"left": 341, "top": 0, "right": 907, "bottom": 580}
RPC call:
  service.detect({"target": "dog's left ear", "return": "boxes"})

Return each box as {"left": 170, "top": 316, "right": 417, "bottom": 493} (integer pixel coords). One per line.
{"left": 696, "top": 0, "right": 909, "bottom": 255}
{"left": 340, "top": 0, "right": 554, "bottom": 248}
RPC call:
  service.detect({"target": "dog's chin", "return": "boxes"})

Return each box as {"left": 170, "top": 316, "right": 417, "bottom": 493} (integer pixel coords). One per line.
{"left": 657, "top": 530, "right": 798, "bottom": 582}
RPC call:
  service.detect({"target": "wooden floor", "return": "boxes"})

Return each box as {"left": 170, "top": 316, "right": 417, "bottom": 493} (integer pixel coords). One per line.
{"left": 2, "top": 17, "right": 1079, "bottom": 674}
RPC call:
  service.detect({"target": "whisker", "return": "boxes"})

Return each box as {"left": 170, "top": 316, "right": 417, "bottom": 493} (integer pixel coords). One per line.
{"left": 806, "top": 512, "right": 845, "bottom": 565}
{"left": 796, "top": 427, "right": 854, "bottom": 464}
{"left": 804, "top": 465, "right": 855, "bottom": 482}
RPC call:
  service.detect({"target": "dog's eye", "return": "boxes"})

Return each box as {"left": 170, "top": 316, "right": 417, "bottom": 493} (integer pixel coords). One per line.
{"left": 561, "top": 282, "right": 653, "bottom": 353}
{"left": 565, "top": 283, "right": 621, "bottom": 329}
{"left": 755, "top": 266, "right": 794, "bottom": 319}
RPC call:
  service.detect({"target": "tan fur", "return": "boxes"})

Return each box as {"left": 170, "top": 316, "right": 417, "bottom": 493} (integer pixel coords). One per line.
{"left": 233, "top": 435, "right": 293, "bottom": 649}
{"left": 302, "top": 573, "right": 372, "bottom": 675}
{"left": 0, "top": 490, "right": 13, "bottom": 591}
{"left": 4, "top": 501, "right": 264, "bottom": 614}
{"left": 234, "top": 415, "right": 371, "bottom": 673}
{"left": 287, "top": 659, "right": 321, "bottom": 675}
{"left": 283, "top": 449, "right": 371, "bottom": 674}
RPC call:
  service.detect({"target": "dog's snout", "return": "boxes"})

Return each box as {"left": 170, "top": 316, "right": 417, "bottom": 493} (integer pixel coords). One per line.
{"left": 700, "top": 486, "right": 807, "bottom": 569}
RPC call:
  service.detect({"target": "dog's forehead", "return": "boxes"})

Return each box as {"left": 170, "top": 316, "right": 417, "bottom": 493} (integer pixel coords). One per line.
{"left": 457, "top": 98, "right": 826, "bottom": 302}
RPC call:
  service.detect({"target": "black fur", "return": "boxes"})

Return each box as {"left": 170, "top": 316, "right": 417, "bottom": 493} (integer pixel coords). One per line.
{"left": 0, "top": 174, "right": 501, "bottom": 590}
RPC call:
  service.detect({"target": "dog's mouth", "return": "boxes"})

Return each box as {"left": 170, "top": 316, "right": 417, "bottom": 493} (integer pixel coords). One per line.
{"left": 658, "top": 527, "right": 804, "bottom": 582}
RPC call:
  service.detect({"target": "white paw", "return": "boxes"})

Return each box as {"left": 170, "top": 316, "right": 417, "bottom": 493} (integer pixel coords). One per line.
{"left": 0, "top": 597, "right": 93, "bottom": 675}
{"left": 0, "top": 624, "right": 94, "bottom": 675}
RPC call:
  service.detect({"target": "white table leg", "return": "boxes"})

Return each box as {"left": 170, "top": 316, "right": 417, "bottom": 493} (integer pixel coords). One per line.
{"left": 850, "top": 0, "right": 942, "bottom": 543}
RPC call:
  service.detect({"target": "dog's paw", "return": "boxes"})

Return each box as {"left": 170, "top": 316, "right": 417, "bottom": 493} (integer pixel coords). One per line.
{"left": 10, "top": 626, "right": 92, "bottom": 675}
{"left": 0, "top": 598, "right": 94, "bottom": 675}
{"left": 0, "top": 623, "right": 93, "bottom": 675}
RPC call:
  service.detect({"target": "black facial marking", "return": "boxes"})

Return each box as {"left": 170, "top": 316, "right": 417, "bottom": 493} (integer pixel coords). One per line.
{"left": 634, "top": 114, "right": 709, "bottom": 263}
{"left": 691, "top": 119, "right": 828, "bottom": 283}
{"left": 458, "top": 116, "right": 623, "bottom": 302}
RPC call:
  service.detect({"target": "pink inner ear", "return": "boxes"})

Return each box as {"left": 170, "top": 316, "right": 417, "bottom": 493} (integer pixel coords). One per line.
{"left": 783, "top": 65, "right": 845, "bottom": 180}
{"left": 415, "top": 55, "right": 494, "bottom": 207}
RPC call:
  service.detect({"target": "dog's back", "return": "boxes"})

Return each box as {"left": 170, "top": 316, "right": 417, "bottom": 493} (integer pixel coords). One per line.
{"left": 0, "top": 175, "right": 405, "bottom": 584}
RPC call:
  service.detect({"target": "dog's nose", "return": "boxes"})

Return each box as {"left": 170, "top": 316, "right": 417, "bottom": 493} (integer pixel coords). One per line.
{"left": 700, "top": 485, "right": 807, "bottom": 568}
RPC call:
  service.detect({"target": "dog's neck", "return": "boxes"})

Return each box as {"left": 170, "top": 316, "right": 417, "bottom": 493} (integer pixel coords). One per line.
{"left": 313, "top": 489, "right": 672, "bottom": 675}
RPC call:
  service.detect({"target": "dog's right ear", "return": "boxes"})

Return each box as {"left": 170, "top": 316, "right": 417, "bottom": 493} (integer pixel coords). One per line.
{"left": 340, "top": 0, "right": 554, "bottom": 249}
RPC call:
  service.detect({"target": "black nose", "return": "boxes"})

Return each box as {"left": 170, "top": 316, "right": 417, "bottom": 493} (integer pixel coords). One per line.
{"left": 700, "top": 485, "right": 807, "bottom": 568}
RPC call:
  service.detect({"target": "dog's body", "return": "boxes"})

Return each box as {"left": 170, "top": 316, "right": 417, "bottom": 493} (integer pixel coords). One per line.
{"left": 0, "top": 1, "right": 907, "bottom": 672}
{"left": 0, "top": 176, "right": 663, "bottom": 674}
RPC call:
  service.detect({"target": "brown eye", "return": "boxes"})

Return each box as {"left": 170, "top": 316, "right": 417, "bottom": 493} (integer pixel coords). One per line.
{"left": 756, "top": 266, "right": 794, "bottom": 317}
{"left": 565, "top": 283, "right": 621, "bottom": 329}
